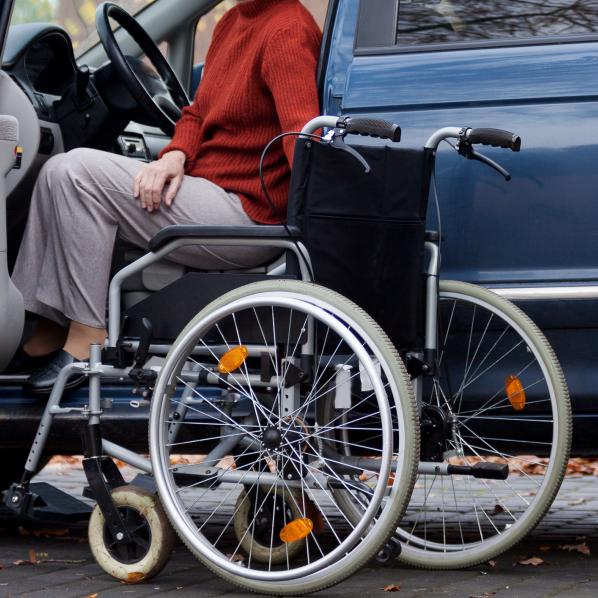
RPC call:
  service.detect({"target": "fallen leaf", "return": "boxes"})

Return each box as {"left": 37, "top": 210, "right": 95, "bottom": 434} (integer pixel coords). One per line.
{"left": 518, "top": 556, "right": 544, "bottom": 566}
{"left": 86, "top": 594, "right": 98, "bottom": 598}
{"left": 123, "top": 572, "right": 145, "bottom": 584}
{"left": 539, "top": 545, "right": 551, "bottom": 552}
{"left": 383, "top": 585, "right": 401, "bottom": 592}
{"left": 486, "top": 560, "right": 497, "bottom": 568}
{"left": 558, "top": 542, "right": 591, "bottom": 556}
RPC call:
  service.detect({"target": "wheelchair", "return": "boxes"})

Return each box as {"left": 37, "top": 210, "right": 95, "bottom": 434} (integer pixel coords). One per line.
{"left": 1, "top": 115, "right": 571, "bottom": 595}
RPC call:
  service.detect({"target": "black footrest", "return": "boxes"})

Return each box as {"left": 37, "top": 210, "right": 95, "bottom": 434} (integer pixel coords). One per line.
{"left": 4, "top": 482, "right": 91, "bottom": 522}
{"left": 448, "top": 462, "right": 509, "bottom": 480}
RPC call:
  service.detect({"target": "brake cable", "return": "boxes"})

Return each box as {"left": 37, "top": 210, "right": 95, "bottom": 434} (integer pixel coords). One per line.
{"left": 259, "top": 132, "right": 326, "bottom": 282}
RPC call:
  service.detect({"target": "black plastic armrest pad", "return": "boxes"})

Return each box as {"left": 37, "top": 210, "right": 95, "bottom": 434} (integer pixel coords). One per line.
{"left": 149, "top": 225, "right": 301, "bottom": 252}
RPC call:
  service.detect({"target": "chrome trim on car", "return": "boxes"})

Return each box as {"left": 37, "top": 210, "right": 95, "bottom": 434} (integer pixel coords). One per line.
{"left": 488, "top": 285, "right": 598, "bottom": 301}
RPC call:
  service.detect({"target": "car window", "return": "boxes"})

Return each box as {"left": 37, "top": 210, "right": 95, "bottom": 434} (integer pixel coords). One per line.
{"left": 194, "top": 0, "right": 328, "bottom": 65}
{"left": 396, "top": 0, "right": 598, "bottom": 48}
{"left": 10, "top": 0, "right": 156, "bottom": 56}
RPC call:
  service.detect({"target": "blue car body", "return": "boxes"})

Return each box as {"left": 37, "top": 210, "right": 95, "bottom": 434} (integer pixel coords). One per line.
{"left": 1, "top": 0, "right": 596, "bottom": 454}
{"left": 319, "top": 0, "right": 598, "bottom": 447}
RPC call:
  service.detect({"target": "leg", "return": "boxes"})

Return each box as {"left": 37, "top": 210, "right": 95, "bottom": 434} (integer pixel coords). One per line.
{"left": 64, "top": 322, "right": 107, "bottom": 360}
{"left": 12, "top": 152, "right": 115, "bottom": 362}
{"left": 12, "top": 154, "right": 71, "bottom": 328}
{"left": 13, "top": 147, "right": 279, "bottom": 368}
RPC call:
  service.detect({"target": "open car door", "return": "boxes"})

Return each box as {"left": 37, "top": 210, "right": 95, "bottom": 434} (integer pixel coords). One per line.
{"left": 0, "top": 0, "right": 25, "bottom": 372}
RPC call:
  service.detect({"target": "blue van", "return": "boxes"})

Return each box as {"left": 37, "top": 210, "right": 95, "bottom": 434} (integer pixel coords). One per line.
{"left": 323, "top": 0, "right": 598, "bottom": 452}
{"left": 0, "top": 0, "right": 595, "bottom": 480}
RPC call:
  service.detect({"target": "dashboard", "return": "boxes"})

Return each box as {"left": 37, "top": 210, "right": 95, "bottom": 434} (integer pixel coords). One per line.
{"left": 1, "top": 23, "right": 168, "bottom": 194}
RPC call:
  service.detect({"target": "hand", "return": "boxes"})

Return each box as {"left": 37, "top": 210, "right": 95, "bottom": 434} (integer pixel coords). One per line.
{"left": 134, "top": 150, "right": 186, "bottom": 212}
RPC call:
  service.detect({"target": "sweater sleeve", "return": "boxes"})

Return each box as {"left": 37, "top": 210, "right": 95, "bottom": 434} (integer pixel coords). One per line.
{"left": 158, "top": 98, "right": 204, "bottom": 167}
{"left": 261, "top": 25, "right": 322, "bottom": 166}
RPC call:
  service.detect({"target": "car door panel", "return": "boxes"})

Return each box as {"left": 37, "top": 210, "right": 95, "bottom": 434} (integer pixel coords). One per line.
{"left": 323, "top": 0, "right": 598, "bottom": 417}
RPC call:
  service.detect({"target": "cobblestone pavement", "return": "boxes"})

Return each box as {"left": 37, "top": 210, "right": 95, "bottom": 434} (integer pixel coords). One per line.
{"left": 0, "top": 463, "right": 596, "bottom": 598}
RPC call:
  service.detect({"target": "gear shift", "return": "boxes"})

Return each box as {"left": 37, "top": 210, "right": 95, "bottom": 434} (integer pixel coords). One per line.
{"left": 0, "top": 116, "right": 25, "bottom": 372}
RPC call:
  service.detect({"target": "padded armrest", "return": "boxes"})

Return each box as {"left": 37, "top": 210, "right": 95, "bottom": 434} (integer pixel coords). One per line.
{"left": 149, "top": 225, "right": 302, "bottom": 253}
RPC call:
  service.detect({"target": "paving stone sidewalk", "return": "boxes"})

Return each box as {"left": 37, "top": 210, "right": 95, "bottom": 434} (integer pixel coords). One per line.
{"left": 0, "top": 464, "right": 596, "bottom": 598}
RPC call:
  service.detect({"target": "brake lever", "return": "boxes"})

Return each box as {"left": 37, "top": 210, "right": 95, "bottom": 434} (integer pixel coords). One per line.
{"left": 330, "top": 129, "right": 371, "bottom": 174}
{"left": 458, "top": 141, "right": 511, "bottom": 181}
{"left": 469, "top": 149, "right": 512, "bottom": 181}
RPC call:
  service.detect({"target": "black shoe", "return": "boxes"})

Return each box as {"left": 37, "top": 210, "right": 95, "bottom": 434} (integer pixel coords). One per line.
{"left": 24, "top": 350, "right": 88, "bottom": 396}
{"left": 3, "top": 348, "right": 59, "bottom": 375}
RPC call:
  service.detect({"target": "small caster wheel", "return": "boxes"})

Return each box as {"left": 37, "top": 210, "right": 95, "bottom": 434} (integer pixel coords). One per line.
{"left": 233, "top": 487, "right": 305, "bottom": 565}
{"left": 88, "top": 485, "right": 175, "bottom": 583}
{"left": 375, "top": 536, "right": 402, "bottom": 566}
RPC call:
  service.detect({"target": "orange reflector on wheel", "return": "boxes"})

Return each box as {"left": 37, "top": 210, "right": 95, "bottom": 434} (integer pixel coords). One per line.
{"left": 506, "top": 375, "right": 526, "bottom": 411}
{"left": 279, "top": 518, "right": 313, "bottom": 543}
{"left": 218, "top": 346, "right": 249, "bottom": 374}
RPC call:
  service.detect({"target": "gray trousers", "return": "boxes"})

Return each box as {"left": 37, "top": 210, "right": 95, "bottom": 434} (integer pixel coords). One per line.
{"left": 12, "top": 148, "right": 279, "bottom": 329}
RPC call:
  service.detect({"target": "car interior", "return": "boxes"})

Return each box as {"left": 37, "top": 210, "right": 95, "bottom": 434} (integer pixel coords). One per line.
{"left": 0, "top": 0, "right": 330, "bottom": 374}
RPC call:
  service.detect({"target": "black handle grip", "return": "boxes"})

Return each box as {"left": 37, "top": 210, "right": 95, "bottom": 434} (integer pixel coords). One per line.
{"left": 447, "top": 462, "right": 509, "bottom": 481}
{"left": 342, "top": 117, "right": 401, "bottom": 143}
{"left": 467, "top": 128, "right": 521, "bottom": 152}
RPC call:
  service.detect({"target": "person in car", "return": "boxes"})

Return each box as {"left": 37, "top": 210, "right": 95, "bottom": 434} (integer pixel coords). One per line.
{"left": 9, "top": 0, "right": 322, "bottom": 393}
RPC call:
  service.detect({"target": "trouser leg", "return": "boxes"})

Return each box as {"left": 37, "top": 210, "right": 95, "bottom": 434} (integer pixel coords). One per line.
{"left": 12, "top": 155, "right": 70, "bottom": 327}
{"left": 12, "top": 148, "right": 279, "bottom": 329}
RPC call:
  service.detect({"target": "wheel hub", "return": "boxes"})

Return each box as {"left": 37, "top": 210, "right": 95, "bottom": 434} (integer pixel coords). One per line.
{"left": 103, "top": 506, "right": 151, "bottom": 565}
{"left": 420, "top": 404, "right": 451, "bottom": 462}
{"left": 261, "top": 426, "right": 283, "bottom": 449}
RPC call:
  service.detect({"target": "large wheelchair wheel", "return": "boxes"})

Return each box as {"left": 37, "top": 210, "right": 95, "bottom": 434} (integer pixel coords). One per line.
{"left": 398, "top": 280, "right": 571, "bottom": 568}
{"left": 149, "top": 280, "right": 419, "bottom": 595}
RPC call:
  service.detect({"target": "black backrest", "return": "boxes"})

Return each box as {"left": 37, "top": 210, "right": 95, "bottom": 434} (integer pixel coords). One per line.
{"left": 288, "top": 139, "right": 434, "bottom": 353}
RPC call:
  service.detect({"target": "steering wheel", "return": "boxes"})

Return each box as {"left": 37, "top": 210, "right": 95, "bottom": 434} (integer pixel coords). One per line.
{"left": 96, "top": 2, "right": 190, "bottom": 136}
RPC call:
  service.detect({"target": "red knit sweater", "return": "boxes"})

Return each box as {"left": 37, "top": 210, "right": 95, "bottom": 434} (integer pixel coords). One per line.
{"left": 160, "top": 0, "right": 322, "bottom": 224}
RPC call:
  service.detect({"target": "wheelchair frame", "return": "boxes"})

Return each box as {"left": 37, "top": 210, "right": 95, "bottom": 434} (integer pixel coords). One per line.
{"left": 3, "top": 116, "right": 499, "bottom": 515}
{"left": 4, "top": 115, "right": 439, "bottom": 538}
